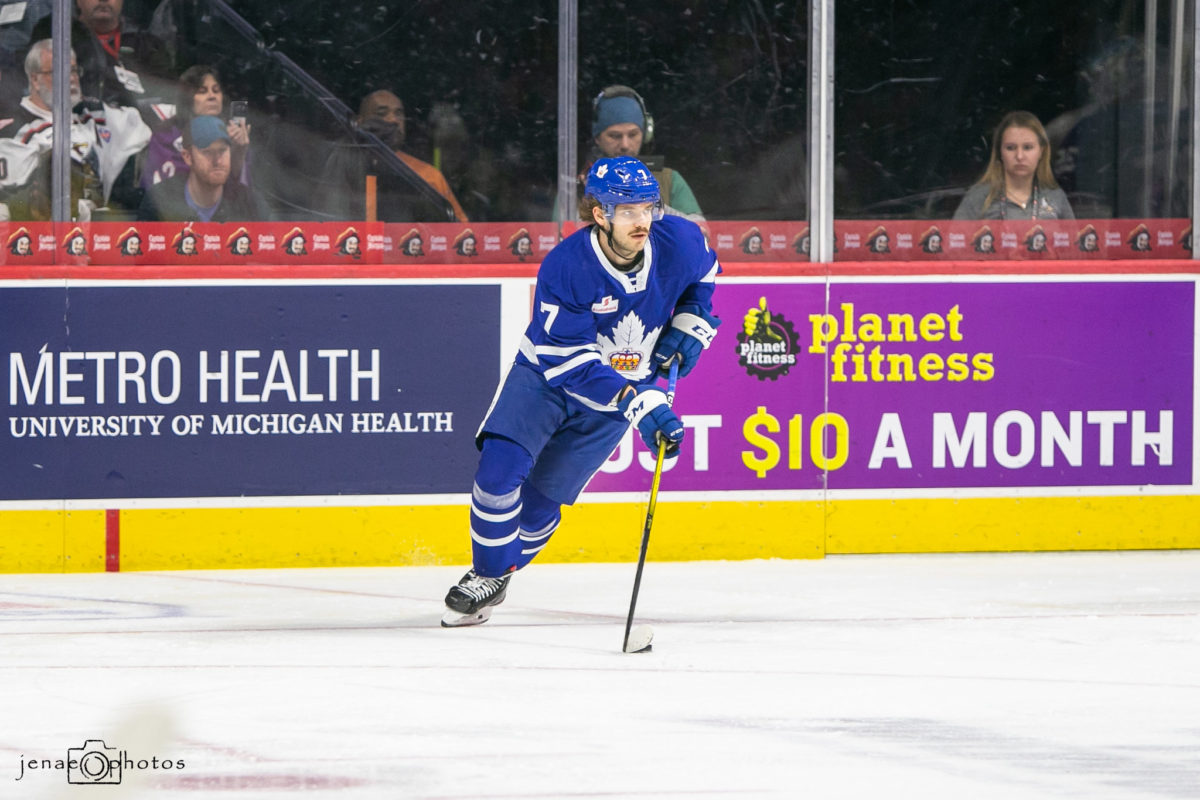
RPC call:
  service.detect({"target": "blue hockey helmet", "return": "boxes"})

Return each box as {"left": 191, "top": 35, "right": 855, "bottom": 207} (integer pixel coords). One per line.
{"left": 584, "top": 156, "right": 664, "bottom": 221}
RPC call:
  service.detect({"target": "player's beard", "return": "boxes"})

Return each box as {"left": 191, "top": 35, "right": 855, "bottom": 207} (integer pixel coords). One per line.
{"left": 603, "top": 221, "right": 650, "bottom": 267}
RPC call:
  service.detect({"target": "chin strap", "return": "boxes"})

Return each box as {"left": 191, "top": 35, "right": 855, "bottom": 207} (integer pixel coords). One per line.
{"left": 617, "top": 250, "right": 645, "bottom": 273}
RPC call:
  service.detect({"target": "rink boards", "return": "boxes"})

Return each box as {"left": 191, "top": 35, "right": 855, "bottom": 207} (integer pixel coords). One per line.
{"left": 2, "top": 268, "right": 1198, "bottom": 571}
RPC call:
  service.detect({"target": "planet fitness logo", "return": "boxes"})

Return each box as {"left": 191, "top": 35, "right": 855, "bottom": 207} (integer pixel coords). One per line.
{"left": 736, "top": 297, "right": 799, "bottom": 380}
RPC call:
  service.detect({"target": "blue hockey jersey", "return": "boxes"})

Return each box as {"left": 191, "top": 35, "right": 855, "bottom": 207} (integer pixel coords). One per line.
{"left": 516, "top": 214, "right": 718, "bottom": 414}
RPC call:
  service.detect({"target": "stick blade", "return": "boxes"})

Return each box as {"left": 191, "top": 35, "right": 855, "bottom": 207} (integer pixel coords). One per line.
{"left": 623, "top": 624, "right": 654, "bottom": 653}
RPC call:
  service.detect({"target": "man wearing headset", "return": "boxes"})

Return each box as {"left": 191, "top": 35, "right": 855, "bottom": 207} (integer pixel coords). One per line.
{"left": 588, "top": 84, "right": 704, "bottom": 220}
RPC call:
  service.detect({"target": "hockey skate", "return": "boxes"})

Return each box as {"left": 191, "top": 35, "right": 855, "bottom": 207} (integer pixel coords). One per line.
{"left": 441, "top": 569, "right": 511, "bottom": 627}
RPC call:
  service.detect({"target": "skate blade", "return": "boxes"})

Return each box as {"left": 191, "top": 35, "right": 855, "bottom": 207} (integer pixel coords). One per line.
{"left": 441, "top": 605, "right": 494, "bottom": 628}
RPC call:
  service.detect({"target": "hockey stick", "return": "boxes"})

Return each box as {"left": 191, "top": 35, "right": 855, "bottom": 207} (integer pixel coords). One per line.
{"left": 622, "top": 357, "right": 680, "bottom": 653}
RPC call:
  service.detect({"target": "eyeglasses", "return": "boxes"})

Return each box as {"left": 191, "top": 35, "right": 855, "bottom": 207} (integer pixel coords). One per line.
{"left": 36, "top": 67, "right": 80, "bottom": 76}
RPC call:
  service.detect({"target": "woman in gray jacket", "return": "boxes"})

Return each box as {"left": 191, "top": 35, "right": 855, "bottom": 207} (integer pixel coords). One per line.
{"left": 953, "top": 110, "right": 1074, "bottom": 220}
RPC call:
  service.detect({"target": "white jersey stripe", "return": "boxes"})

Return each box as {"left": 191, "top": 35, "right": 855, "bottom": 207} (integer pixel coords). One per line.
{"left": 535, "top": 342, "right": 600, "bottom": 357}
{"left": 518, "top": 335, "right": 539, "bottom": 365}
{"left": 543, "top": 351, "right": 602, "bottom": 381}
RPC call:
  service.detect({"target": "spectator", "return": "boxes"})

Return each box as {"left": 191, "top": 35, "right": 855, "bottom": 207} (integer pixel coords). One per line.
{"left": 33, "top": 0, "right": 175, "bottom": 122}
{"left": 953, "top": 111, "right": 1075, "bottom": 221}
{"left": 0, "top": 38, "right": 149, "bottom": 220}
{"left": 362, "top": 89, "right": 467, "bottom": 220}
{"left": 585, "top": 84, "right": 703, "bottom": 220}
{"left": 33, "top": 0, "right": 174, "bottom": 124}
{"left": 137, "top": 115, "right": 265, "bottom": 222}
{"left": 141, "top": 64, "right": 251, "bottom": 190}
{"left": 0, "top": 0, "right": 52, "bottom": 112}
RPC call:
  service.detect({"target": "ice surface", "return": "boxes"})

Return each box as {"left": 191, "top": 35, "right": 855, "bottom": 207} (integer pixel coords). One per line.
{"left": 2, "top": 552, "right": 1199, "bottom": 799}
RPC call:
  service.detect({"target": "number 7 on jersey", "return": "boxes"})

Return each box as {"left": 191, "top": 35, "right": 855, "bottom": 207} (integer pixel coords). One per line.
{"left": 540, "top": 301, "right": 560, "bottom": 332}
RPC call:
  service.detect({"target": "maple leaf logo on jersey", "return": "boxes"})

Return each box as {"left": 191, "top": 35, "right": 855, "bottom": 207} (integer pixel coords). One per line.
{"left": 597, "top": 311, "right": 661, "bottom": 376}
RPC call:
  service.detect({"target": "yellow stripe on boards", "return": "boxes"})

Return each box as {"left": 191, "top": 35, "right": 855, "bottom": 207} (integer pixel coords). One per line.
{"left": 117, "top": 506, "right": 467, "bottom": 570}
{"left": 0, "top": 510, "right": 106, "bottom": 573}
{"left": 1, "top": 495, "right": 1195, "bottom": 572}
{"left": 557, "top": 500, "right": 826, "bottom": 563}
{"left": 826, "top": 495, "right": 1200, "bottom": 553}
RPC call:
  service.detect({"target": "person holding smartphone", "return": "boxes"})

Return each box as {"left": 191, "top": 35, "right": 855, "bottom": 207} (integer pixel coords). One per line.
{"left": 141, "top": 64, "right": 252, "bottom": 192}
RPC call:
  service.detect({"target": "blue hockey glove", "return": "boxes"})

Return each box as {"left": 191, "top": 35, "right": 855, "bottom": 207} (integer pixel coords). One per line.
{"left": 652, "top": 305, "right": 722, "bottom": 377}
{"left": 617, "top": 386, "right": 685, "bottom": 456}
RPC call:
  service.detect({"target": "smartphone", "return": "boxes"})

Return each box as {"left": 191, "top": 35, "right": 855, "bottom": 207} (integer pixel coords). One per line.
{"left": 230, "top": 100, "right": 248, "bottom": 126}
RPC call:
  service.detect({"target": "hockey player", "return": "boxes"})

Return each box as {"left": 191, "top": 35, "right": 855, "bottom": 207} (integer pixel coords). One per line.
{"left": 442, "top": 156, "right": 721, "bottom": 627}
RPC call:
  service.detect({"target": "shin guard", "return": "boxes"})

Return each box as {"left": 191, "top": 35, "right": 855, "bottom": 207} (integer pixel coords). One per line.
{"left": 514, "top": 482, "right": 562, "bottom": 570}
{"left": 470, "top": 437, "right": 533, "bottom": 577}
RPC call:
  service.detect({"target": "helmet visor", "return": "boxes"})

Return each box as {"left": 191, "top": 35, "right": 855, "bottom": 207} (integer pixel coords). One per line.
{"left": 608, "top": 200, "right": 665, "bottom": 223}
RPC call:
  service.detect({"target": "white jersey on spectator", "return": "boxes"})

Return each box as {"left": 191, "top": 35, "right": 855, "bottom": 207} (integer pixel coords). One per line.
{"left": 0, "top": 96, "right": 150, "bottom": 204}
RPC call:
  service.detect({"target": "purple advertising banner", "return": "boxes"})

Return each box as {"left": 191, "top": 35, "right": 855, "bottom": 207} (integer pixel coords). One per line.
{"left": 585, "top": 280, "right": 1194, "bottom": 493}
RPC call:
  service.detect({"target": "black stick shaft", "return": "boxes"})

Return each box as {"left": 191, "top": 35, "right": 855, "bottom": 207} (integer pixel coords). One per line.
{"left": 622, "top": 359, "right": 679, "bottom": 652}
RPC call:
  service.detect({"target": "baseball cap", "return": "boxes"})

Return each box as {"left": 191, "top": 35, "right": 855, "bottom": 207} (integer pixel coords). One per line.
{"left": 185, "top": 115, "right": 231, "bottom": 148}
